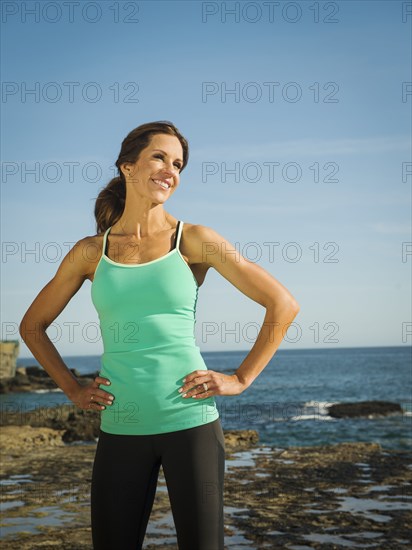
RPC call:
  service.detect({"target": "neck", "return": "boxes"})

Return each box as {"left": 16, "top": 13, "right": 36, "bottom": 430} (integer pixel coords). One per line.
{"left": 112, "top": 188, "right": 172, "bottom": 239}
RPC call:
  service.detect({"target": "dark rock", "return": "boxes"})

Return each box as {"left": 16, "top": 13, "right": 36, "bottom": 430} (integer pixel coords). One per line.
{"left": 224, "top": 429, "right": 260, "bottom": 452}
{"left": 25, "top": 366, "right": 50, "bottom": 377}
{"left": 62, "top": 424, "right": 96, "bottom": 443}
{"left": 69, "top": 367, "right": 83, "bottom": 378}
{"left": 328, "top": 400, "right": 403, "bottom": 418}
{"left": 13, "top": 372, "right": 31, "bottom": 385}
{"left": 0, "top": 403, "right": 100, "bottom": 442}
{"left": 0, "top": 367, "right": 101, "bottom": 394}
{"left": 0, "top": 381, "right": 10, "bottom": 393}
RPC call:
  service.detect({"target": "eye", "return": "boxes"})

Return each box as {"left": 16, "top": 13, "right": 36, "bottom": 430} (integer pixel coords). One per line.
{"left": 154, "top": 154, "right": 182, "bottom": 171}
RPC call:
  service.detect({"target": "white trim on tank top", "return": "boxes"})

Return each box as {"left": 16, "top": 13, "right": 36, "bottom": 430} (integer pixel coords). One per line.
{"left": 102, "top": 220, "right": 184, "bottom": 268}
{"left": 91, "top": 220, "right": 199, "bottom": 289}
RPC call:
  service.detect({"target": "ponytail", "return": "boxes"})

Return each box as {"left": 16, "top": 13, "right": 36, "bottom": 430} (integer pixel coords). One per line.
{"left": 94, "top": 174, "right": 126, "bottom": 234}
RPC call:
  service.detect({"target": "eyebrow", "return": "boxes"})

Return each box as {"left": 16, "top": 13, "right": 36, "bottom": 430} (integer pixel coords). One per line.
{"left": 152, "top": 149, "right": 183, "bottom": 164}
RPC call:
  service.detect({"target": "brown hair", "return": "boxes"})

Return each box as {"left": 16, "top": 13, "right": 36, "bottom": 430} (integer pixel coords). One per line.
{"left": 94, "top": 120, "right": 189, "bottom": 233}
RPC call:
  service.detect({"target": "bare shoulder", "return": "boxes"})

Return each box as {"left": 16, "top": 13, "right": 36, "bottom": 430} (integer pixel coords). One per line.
{"left": 181, "top": 222, "right": 228, "bottom": 266}
{"left": 182, "top": 222, "right": 215, "bottom": 238}
{"left": 60, "top": 234, "right": 102, "bottom": 281}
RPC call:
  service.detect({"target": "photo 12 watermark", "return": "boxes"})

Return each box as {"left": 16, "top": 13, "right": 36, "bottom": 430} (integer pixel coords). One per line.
{"left": 2, "top": 161, "right": 117, "bottom": 184}
{"left": 201, "top": 1, "right": 341, "bottom": 24}
{"left": 200, "top": 320, "right": 340, "bottom": 345}
{"left": 201, "top": 160, "right": 340, "bottom": 184}
{"left": 201, "top": 81, "right": 340, "bottom": 104}
{"left": 1, "top": 1, "right": 140, "bottom": 24}
{"left": 2, "top": 81, "right": 140, "bottom": 103}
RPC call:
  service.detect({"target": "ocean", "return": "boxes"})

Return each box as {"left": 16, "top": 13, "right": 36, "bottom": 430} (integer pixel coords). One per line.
{"left": 2, "top": 346, "right": 411, "bottom": 450}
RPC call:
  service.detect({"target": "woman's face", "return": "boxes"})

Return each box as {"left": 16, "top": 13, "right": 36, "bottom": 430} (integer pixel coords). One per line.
{"left": 122, "top": 133, "right": 184, "bottom": 203}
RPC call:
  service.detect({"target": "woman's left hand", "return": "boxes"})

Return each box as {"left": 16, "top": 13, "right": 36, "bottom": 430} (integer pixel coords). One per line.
{"left": 178, "top": 370, "right": 247, "bottom": 399}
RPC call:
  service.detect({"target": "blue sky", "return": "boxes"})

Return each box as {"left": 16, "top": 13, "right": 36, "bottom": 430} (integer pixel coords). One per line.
{"left": 1, "top": 0, "right": 411, "bottom": 356}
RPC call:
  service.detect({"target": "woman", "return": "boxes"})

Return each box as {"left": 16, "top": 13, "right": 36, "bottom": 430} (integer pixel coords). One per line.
{"left": 19, "top": 121, "right": 300, "bottom": 549}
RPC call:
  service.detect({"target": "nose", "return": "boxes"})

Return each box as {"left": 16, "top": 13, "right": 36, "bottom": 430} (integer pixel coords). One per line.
{"left": 169, "top": 164, "right": 179, "bottom": 176}
{"left": 162, "top": 168, "right": 179, "bottom": 181}
{"left": 164, "top": 159, "right": 180, "bottom": 176}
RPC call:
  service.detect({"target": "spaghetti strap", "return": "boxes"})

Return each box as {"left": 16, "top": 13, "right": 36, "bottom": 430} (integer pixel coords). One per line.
{"left": 175, "top": 221, "right": 184, "bottom": 251}
{"left": 103, "top": 224, "right": 182, "bottom": 259}
{"left": 102, "top": 226, "right": 112, "bottom": 258}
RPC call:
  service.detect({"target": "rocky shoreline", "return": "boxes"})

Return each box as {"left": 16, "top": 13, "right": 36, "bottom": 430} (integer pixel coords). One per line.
{"left": 1, "top": 403, "right": 411, "bottom": 549}
{"left": 1, "top": 368, "right": 410, "bottom": 548}
{"left": 0, "top": 366, "right": 96, "bottom": 395}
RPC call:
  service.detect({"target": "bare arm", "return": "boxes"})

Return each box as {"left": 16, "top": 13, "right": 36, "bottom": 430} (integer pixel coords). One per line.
{"left": 19, "top": 237, "right": 113, "bottom": 410}
{"left": 179, "top": 224, "right": 300, "bottom": 398}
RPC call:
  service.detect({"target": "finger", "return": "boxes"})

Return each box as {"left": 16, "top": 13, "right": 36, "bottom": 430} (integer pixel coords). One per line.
{"left": 183, "top": 371, "right": 210, "bottom": 389}
{"left": 90, "top": 395, "right": 103, "bottom": 406}
{"left": 93, "top": 390, "right": 115, "bottom": 404}
{"left": 195, "top": 392, "right": 211, "bottom": 399}
{"left": 94, "top": 377, "right": 111, "bottom": 387}
{"left": 191, "top": 388, "right": 212, "bottom": 399}
{"left": 183, "top": 381, "right": 213, "bottom": 398}
{"left": 88, "top": 399, "right": 105, "bottom": 411}
{"left": 184, "top": 370, "right": 210, "bottom": 382}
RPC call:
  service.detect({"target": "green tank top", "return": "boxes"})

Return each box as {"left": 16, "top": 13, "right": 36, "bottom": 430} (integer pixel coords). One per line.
{"left": 91, "top": 220, "right": 220, "bottom": 435}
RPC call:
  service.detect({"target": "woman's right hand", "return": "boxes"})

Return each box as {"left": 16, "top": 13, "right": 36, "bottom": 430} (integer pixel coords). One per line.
{"left": 69, "top": 376, "right": 114, "bottom": 411}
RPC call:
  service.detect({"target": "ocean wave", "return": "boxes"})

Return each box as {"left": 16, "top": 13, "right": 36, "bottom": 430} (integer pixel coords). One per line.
{"left": 304, "top": 400, "right": 339, "bottom": 408}
{"left": 303, "top": 401, "right": 338, "bottom": 416}
{"left": 33, "top": 388, "right": 63, "bottom": 394}
{"left": 290, "top": 414, "right": 336, "bottom": 422}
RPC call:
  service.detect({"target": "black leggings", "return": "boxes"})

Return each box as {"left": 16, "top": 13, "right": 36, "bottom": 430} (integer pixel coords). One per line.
{"left": 90, "top": 418, "right": 225, "bottom": 550}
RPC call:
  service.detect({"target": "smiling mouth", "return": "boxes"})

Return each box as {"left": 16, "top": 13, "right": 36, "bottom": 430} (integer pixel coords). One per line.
{"left": 152, "top": 179, "right": 171, "bottom": 190}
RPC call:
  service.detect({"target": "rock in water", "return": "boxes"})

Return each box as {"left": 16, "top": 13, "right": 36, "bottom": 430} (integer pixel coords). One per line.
{"left": 327, "top": 401, "right": 403, "bottom": 418}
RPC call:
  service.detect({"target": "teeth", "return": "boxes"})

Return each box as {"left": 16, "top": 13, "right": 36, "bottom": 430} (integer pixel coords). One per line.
{"left": 153, "top": 179, "right": 170, "bottom": 190}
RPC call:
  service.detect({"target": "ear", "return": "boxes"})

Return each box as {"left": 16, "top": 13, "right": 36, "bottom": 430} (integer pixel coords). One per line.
{"left": 119, "top": 162, "right": 133, "bottom": 180}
